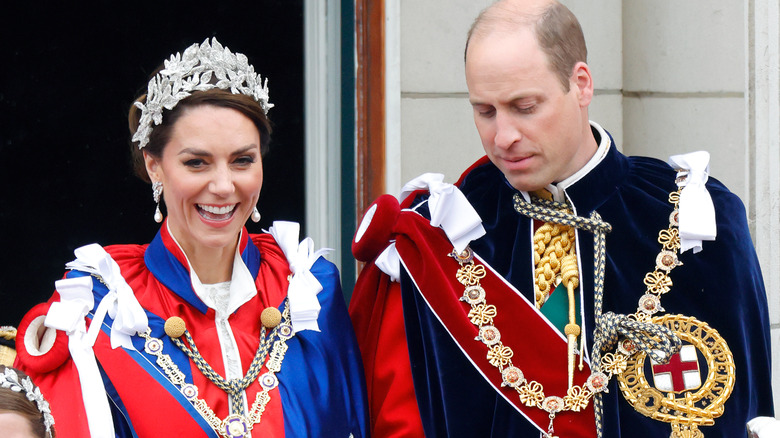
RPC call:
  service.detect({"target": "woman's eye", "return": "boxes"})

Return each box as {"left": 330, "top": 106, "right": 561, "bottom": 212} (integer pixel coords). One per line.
{"left": 234, "top": 156, "right": 256, "bottom": 165}
{"left": 183, "top": 158, "right": 206, "bottom": 168}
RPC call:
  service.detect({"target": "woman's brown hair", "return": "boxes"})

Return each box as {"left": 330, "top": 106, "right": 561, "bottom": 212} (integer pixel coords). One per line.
{"left": 0, "top": 365, "right": 54, "bottom": 438}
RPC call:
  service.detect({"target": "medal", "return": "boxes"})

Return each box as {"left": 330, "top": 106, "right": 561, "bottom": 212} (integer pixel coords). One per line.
{"left": 618, "top": 314, "right": 734, "bottom": 438}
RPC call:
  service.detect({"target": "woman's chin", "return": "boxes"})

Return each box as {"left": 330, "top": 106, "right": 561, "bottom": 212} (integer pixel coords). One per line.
{"left": 191, "top": 232, "right": 243, "bottom": 252}
{"left": 167, "top": 209, "right": 253, "bottom": 253}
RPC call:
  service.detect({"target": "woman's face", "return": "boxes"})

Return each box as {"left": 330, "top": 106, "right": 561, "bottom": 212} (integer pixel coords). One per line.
{"left": 144, "top": 105, "right": 263, "bottom": 256}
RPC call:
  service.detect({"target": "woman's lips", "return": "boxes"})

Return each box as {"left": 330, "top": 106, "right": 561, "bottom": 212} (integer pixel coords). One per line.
{"left": 196, "top": 203, "right": 238, "bottom": 226}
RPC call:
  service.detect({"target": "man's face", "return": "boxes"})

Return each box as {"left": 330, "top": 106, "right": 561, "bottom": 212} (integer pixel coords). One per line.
{"left": 465, "top": 27, "right": 595, "bottom": 192}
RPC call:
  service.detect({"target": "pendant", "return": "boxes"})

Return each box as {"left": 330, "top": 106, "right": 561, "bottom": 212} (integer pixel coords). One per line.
{"left": 617, "top": 314, "right": 735, "bottom": 437}
{"left": 222, "top": 414, "right": 251, "bottom": 438}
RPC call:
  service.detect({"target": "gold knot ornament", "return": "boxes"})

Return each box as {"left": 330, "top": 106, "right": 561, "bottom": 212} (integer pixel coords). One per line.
{"left": 164, "top": 316, "right": 186, "bottom": 338}
{"left": 261, "top": 307, "right": 282, "bottom": 328}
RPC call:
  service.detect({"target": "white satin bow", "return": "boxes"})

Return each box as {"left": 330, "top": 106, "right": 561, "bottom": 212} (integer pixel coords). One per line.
{"left": 668, "top": 152, "right": 717, "bottom": 253}
{"left": 269, "top": 221, "right": 331, "bottom": 333}
{"left": 401, "top": 173, "right": 486, "bottom": 253}
{"left": 44, "top": 242, "right": 149, "bottom": 438}
{"left": 64, "top": 244, "right": 149, "bottom": 348}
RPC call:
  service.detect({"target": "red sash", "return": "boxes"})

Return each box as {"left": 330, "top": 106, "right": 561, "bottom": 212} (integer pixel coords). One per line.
{"left": 394, "top": 210, "right": 597, "bottom": 437}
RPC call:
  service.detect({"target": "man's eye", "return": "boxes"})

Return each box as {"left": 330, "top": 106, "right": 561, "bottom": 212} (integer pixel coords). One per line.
{"left": 477, "top": 108, "right": 495, "bottom": 117}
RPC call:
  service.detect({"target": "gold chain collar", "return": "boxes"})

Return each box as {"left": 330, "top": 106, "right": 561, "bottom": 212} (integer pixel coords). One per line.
{"left": 450, "top": 189, "right": 687, "bottom": 437}
{"left": 138, "top": 302, "right": 294, "bottom": 438}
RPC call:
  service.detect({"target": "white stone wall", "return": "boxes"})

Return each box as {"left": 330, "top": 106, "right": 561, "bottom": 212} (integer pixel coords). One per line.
{"left": 395, "top": 0, "right": 492, "bottom": 192}
{"left": 393, "top": 0, "right": 780, "bottom": 410}
{"left": 621, "top": 0, "right": 747, "bottom": 199}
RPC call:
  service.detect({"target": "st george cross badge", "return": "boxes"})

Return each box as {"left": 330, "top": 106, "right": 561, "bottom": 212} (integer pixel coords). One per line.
{"left": 617, "top": 314, "right": 735, "bottom": 438}
{"left": 650, "top": 344, "right": 701, "bottom": 393}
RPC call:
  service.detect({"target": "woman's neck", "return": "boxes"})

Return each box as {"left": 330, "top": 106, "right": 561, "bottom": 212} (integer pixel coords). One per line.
{"left": 167, "top": 225, "right": 240, "bottom": 284}
{"left": 186, "top": 245, "right": 236, "bottom": 284}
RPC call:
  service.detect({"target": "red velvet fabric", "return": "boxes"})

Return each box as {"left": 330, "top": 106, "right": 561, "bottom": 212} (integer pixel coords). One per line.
{"left": 349, "top": 259, "right": 424, "bottom": 437}
{"left": 349, "top": 203, "right": 597, "bottom": 437}
{"left": 394, "top": 210, "right": 596, "bottom": 437}
{"left": 352, "top": 194, "right": 401, "bottom": 262}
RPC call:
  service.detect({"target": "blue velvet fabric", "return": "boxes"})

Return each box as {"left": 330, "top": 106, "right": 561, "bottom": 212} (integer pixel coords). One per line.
{"left": 277, "top": 256, "right": 370, "bottom": 438}
{"left": 401, "top": 136, "right": 773, "bottom": 437}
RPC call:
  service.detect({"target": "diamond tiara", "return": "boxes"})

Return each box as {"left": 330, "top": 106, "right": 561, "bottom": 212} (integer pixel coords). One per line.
{"left": 1, "top": 367, "right": 55, "bottom": 437}
{"left": 132, "top": 37, "right": 273, "bottom": 149}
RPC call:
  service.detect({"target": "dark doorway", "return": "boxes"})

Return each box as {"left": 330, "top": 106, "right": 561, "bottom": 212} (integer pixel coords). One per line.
{"left": 0, "top": 1, "right": 305, "bottom": 327}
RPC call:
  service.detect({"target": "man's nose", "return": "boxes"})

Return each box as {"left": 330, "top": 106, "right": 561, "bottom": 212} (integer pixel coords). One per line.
{"left": 494, "top": 112, "right": 521, "bottom": 149}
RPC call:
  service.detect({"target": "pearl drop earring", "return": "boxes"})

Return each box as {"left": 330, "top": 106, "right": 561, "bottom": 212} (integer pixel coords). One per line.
{"left": 152, "top": 181, "right": 163, "bottom": 223}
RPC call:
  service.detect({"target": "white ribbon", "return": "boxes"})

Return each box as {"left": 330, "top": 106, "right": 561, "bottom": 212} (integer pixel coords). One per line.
{"left": 45, "top": 275, "right": 116, "bottom": 438}
{"left": 268, "top": 221, "right": 331, "bottom": 333}
{"left": 44, "top": 243, "right": 150, "bottom": 438}
{"left": 401, "top": 173, "right": 486, "bottom": 252}
{"left": 747, "top": 417, "right": 780, "bottom": 437}
{"left": 667, "top": 152, "right": 717, "bottom": 253}
{"left": 375, "top": 242, "right": 401, "bottom": 282}
{"left": 65, "top": 244, "right": 149, "bottom": 348}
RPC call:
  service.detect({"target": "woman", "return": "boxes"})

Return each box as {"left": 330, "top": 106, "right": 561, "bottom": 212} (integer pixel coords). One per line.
{"left": 0, "top": 365, "right": 55, "bottom": 438}
{"left": 14, "top": 38, "right": 368, "bottom": 438}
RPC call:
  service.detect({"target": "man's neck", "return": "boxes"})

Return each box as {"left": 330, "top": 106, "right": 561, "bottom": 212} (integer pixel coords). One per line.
{"left": 544, "top": 121, "right": 610, "bottom": 202}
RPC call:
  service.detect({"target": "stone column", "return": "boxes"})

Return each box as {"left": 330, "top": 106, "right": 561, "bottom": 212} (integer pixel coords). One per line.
{"left": 746, "top": 0, "right": 780, "bottom": 407}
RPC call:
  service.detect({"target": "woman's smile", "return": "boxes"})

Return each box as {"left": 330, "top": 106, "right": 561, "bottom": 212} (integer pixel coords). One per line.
{"left": 197, "top": 203, "right": 238, "bottom": 219}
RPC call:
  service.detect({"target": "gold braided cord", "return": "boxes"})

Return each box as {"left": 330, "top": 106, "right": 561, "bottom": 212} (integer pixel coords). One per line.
{"left": 533, "top": 223, "right": 576, "bottom": 308}
{"left": 512, "top": 192, "right": 681, "bottom": 438}
{"left": 529, "top": 195, "right": 581, "bottom": 393}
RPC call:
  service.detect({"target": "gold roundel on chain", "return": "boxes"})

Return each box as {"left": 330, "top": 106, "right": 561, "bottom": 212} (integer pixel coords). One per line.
{"left": 461, "top": 285, "right": 486, "bottom": 305}
{"left": 501, "top": 366, "right": 525, "bottom": 388}
{"left": 477, "top": 325, "right": 501, "bottom": 346}
{"left": 669, "top": 210, "right": 679, "bottom": 226}
{"left": 616, "top": 314, "right": 735, "bottom": 433}
{"left": 656, "top": 251, "right": 681, "bottom": 272}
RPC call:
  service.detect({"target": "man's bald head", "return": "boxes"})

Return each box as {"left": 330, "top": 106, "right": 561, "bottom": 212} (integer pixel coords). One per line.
{"left": 465, "top": 0, "right": 587, "bottom": 92}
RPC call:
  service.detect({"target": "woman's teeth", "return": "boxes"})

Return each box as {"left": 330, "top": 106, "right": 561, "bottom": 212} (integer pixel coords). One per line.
{"left": 198, "top": 204, "right": 237, "bottom": 220}
{"left": 199, "top": 204, "right": 236, "bottom": 215}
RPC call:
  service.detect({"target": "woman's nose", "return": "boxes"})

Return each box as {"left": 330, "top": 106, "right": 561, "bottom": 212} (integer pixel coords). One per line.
{"left": 209, "top": 166, "right": 235, "bottom": 196}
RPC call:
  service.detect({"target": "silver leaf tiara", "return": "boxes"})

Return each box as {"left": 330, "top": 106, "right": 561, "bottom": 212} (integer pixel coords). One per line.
{"left": 1, "top": 367, "right": 55, "bottom": 437}
{"left": 132, "top": 37, "right": 274, "bottom": 149}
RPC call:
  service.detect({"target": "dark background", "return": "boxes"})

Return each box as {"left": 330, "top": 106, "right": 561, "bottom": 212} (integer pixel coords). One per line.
{"left": 0, "top": 1, "right": 305, "bottom": 327}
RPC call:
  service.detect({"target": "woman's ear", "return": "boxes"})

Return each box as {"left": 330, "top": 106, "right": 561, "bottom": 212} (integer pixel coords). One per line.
{"left": 143, "top": 150, "right": 161, "bottom": 182}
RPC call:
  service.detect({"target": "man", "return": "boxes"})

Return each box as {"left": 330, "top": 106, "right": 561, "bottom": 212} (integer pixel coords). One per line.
{"left": 349, "top": 1, "right": 774, "bottom": 436}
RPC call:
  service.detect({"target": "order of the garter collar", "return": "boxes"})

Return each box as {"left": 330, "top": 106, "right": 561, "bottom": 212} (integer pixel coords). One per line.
{"left": 132, "top": 37, "right": 273, "bottom": 149}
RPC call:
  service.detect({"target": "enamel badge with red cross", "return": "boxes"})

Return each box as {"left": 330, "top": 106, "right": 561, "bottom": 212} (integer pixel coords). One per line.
{"left": 650, "top": 344, "right": 701, "bottom": 393}
{"left": 617, "top": 314, "right": 735, "bottom": 437}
